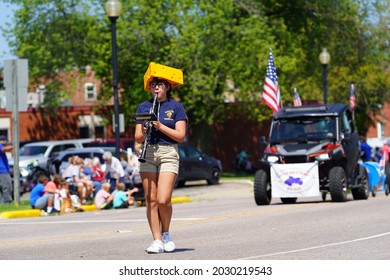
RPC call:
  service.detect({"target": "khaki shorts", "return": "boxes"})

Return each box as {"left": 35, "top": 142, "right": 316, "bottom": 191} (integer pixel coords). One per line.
{"left": 139, "top": 144, "right": 179, "bottom": 174}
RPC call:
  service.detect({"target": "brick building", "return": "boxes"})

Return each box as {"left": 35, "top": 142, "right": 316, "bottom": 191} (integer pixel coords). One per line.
{"left": 366, "top": 103, "right": 390, "bottom": 148}
{"left": 0, "top": 66, "right": 124, "bottom": 142}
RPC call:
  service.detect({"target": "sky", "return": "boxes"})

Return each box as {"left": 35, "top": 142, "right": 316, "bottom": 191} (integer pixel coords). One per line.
{"left": 0, "top": 1, "right": 18, "bottom": 66}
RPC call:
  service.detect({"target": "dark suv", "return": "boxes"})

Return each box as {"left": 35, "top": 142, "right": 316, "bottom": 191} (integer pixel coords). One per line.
{"left": 254, "top": 104, "right": 369, "bottom": 205}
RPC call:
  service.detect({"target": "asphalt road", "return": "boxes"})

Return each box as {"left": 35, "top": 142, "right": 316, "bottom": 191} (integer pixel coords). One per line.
{"left": 2, "top": 180, "right": 390, "bottom": 261}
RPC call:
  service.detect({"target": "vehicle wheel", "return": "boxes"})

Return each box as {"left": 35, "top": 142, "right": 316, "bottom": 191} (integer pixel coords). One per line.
{"left": 321, "top": 192, "right": 327, "bottom": 201}
{"left": 254, "top": 169, "right": 271, "bottom": 205}
{"left": 385, "top": 184, "right": 389, "bottom": 196}
{"left": 351, "top": 165, "right": 369, "bottom": 200}
{"left": 174, "top": 180, "right": 185, "bottom": 188}
{"left": 329, "top": 166, "right": 348, "bottom": 202}
{"left": 207, "top": 167, "right": 221, "bottom": 185}
{"left": 280, "top": 197, "right": 297, "bottom": 204}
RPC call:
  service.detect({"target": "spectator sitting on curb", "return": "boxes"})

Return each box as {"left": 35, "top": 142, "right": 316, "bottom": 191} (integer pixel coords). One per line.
{"left": 94, "top": 182, "right": 113, "bottom": 210}
{"left": 30, "top": 175, "right": 49, "bottom": 209}
{"left": 61, "top": 155, "right": 76, "bottom": 179}
{"left": 58, "top": 180, "right": 73, "bottom": 214}
{"left": 113, "top": 182, "right": 139, "bottom": 209}
{"left": 58, "top": 180, "right": 84, "bottom": 213}
{"left": 92, "top": 156, "right": 105, "bottom": 180}
{"left": 73, "top": 156, "right": 94, "bottom": 204}
{"left": 35, "top": 174, "right": 62, "bottom": 215}
{"left": 90, "top": 157, "right": 105, "bottom": 195}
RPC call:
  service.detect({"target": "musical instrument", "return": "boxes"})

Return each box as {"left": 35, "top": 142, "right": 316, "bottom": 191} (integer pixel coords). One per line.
{"left": 136, "top": 93, "right": 158, "bottom": 163}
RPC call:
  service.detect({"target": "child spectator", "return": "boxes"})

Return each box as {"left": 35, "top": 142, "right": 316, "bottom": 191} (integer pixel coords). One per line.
{"left": 35, "top": 174, "right": 62, "bottom": 215}
{"left": 94, "top": 182, "right": 113, "bottom": 210}
{"left": 113, "top": 182, "right": 139, "bottom": 209}
{"left": 30, "top": 175, "right": 48, "bottom": 208}
{"left": 59, "top": 180, "right": 73, "bottom": 214}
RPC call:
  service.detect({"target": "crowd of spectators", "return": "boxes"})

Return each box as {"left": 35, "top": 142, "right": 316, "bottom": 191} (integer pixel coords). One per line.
{"left": 29, "top": 151, "right": 141, "bottom": 215}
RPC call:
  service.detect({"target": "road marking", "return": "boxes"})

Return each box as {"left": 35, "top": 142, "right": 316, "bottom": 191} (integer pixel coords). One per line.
{"left": 0, "top": 217, "right": 205, "bottom": 226}
{"left": 0, "top": 217, "right": 209, "bottom": 246}
{"left": 240, "top": 231, "right": 390, "bottom": 260}
{"left": 117, "top": 230, "right": 133, "bottom": 233}
{"left": 0, "top": 204, "right": 313, "bottom": 247}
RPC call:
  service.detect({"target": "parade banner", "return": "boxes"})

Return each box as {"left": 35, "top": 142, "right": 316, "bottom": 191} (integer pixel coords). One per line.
{"left": 270, "top": 162, "right": 320, "bottom": 197}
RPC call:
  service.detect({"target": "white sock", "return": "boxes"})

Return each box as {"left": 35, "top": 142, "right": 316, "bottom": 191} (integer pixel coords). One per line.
{"left": 47, "top": 207, "right": 52, "bottom": 212}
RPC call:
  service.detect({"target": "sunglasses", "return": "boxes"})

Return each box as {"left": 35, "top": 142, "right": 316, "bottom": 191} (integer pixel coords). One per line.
{"left": 150, "top": 81, "right": 167, "bottom": 88}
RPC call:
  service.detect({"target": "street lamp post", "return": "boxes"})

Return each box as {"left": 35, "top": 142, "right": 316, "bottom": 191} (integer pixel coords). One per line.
{"left": 319, "top": 48, "right": 330, "bottom": 104}
{"left": 104, "top": 0, "right": 122, "bottom": 159}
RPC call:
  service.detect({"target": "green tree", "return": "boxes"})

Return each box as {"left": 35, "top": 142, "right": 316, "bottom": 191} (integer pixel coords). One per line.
{"left": 260, "top": 0, "right": 390, "bottom": 134}
{"left": 1, "top": 0, "right": 389, "bottom": 147}
{"left": 1, "top": 0, "right": 108, "bottom": 107}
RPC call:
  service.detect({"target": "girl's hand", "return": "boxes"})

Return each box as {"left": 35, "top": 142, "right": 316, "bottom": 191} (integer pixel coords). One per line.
{"left": 152, "top": 121, "right": 161, "bottom": 130}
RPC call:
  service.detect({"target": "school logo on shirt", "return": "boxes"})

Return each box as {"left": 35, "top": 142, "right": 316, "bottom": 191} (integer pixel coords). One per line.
{"left": 164, "top": 110, "right": 174, "bottom": 121}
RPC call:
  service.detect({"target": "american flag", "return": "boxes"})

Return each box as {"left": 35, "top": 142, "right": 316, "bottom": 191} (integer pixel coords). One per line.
{"left": 262, "top": 49, "right": 281, "bottom": 112}
{"left": 293, "top": 88, "right": 302, "bottom": 106}
{"left": 349, "top": 84, "right": 356, "bottom": 110}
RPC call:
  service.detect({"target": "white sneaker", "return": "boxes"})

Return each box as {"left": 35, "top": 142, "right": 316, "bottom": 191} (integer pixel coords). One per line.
{"left": 40, "top": 210, "right": 48, "bottom": 216}
{"left": 162, "top": 232, "right": 175, "bottom": 252}
{"left": 146, "top": 240, "right": 164, "bottom": 254}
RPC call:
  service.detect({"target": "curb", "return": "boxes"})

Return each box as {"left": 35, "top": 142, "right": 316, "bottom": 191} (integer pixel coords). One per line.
{"left": 0, "top": 196, "right": 192, "bottom": 219}
{"left": 0, "top": 209, "right": 41, "bottom": 219}
{"left": 172, "top": 197, "right": 192, "bottom": 204}
{"left": 0, "top": 204, "right": 97, "bottom": 219}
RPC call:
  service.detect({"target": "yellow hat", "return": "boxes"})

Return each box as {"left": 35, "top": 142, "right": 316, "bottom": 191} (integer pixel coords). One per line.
{"left": 144, "top": 62, "right": 184, "bottom": 91}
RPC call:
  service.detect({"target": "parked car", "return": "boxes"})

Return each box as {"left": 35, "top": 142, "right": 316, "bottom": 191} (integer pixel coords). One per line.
{"left": 176, "top": 144, "right": 222, "bottom": 188}
{"left": 9, "top": 139, "right": 93, "bottom": 194}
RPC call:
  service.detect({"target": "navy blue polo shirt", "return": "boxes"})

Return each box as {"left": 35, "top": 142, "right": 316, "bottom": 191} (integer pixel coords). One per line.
{"left": 135, "top": 98, "right": 188, "bottom": 145}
